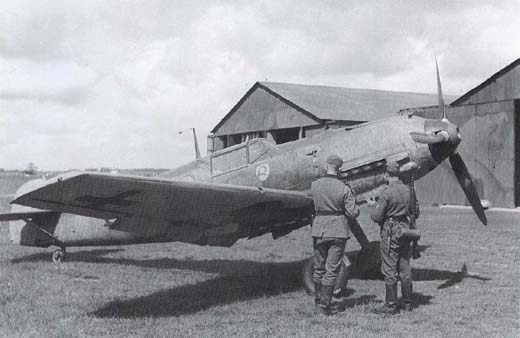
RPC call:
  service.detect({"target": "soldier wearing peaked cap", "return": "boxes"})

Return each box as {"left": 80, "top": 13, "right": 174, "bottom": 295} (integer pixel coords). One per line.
{"left": 369, "top": 161, "right": 420, "bottom": 314}
{"left": 310, "top": 154, "right": 360, "bottom": 316}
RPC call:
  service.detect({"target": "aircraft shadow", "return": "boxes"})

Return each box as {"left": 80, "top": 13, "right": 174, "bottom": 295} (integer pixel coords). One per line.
{"left": 10, "top": 249, "right": 125, "bottom": 264}
{"left": 410, "top": 292, "right": 433, "bottom": 307}
{"left": 13, "top": 249, "right": 488, "bottom": 317}
{"left": 334, "top": 294, "right": 379, "bottom": 311}
{"left": 333, "top": 291, "right": 432, "bottom": 313}
{"left": 413, "top": 263, "right": 490, "bottom": 289}
{"left": 13, "top": 248, "right": 488, "bottom": 290}
{"left": 13, "top": 249, "right": 307, "bottom": 277}
{"left": 91, "top": 259, "right": 303, "bottom": 318}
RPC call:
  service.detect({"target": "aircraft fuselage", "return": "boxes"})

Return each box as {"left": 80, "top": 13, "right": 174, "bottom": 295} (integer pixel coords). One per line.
{"left": 8, "top": 115, "right": 457, "bottom": 249}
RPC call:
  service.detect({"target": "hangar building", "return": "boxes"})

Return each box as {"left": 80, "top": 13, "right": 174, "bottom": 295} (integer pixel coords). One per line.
{"left": 401, "top": 58, "right": 520, "bottom": 208}
{"left": 209, "top": 82, "right": 447, "bottom": 150}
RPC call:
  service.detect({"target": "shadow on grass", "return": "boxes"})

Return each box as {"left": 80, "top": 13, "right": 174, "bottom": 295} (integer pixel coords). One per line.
{"left": 346, "top": 241, "right": 432, "bottom": 280}
{"left": 13, "top": 247, "right": 488, "bottom": 288}
{"left": 412, "top": 292, "right": 433, "bottom": 307}
{"left": 13, "top": 248, "right": 313, "bottom": 317}
{"left": 90, "top": 259, "right": 303, "bottom": 318}
{"left": 10, "top": 248, "right": 125, "bottom": 264}
{"left": 12, "top": 248, "right": 489, "bottom": 317}
{"left": 12, "top": 248, "right": 309, "bottom": 278}
{"left": 335, "top": 295, "right": 379, "bottom": 311}
{"left": 436, "top": 263, "right": 491, "bottom": 289}
{"left": 413, "top": 263, "right": 490, "bottom": 289}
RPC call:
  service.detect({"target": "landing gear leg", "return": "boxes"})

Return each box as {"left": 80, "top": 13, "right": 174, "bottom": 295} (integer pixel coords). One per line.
{"left": 52, "top": 247, "right": 66, "bottom": 263}
{"left": 354, "top": 241, "right": 383, "bottom": 278}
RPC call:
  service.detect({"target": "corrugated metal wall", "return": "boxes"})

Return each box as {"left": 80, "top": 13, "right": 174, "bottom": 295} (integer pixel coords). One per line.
{"left": 454, "top": 65, "right": 520, "bottom": 105}
{"left": 415, "top": 101, "right": 516, "bottom": 207}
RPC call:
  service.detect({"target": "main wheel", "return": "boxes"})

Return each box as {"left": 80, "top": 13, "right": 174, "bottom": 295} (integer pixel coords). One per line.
{"left": 302, "top": 256, "right": 349, "bottom": 295}
{"left": 52, "top": 249, "right": 66, "bottom": 263}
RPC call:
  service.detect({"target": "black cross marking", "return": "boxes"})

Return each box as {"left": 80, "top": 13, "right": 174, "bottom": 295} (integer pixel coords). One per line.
{"left": 75, "top": 190, "right": 142, "bottom": 208}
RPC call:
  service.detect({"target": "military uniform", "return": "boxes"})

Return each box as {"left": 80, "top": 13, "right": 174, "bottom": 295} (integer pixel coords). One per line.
{"left": 371, "top": 162, "right": 419, "bottom": 313}
{"left": 311, "top": 155, "right": 359, "bottom": 315}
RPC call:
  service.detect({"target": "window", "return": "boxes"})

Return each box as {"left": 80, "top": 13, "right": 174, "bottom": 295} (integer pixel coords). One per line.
{"left": 211, "top": 145, "right": 248, "bottom": 175}
{"left": 210, "top": 138, "right": 275, "bottom": 176}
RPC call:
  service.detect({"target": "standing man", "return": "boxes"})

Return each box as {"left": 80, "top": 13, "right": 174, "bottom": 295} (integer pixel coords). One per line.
{"left": 311, "top": 154, "right": 360, "bottom": 316}
{"left": 369, "top": 161, "right": 420, "bottom": 314}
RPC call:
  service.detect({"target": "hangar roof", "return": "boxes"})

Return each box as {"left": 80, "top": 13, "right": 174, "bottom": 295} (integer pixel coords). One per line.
{"left": 212, "top": 81, "right": 454, "bottom": 135}
{"left": 450, "top": 57, "right": 520, "bottom": 106}
{"left": 260, "top": 82, "right": 446, "bottom": 121}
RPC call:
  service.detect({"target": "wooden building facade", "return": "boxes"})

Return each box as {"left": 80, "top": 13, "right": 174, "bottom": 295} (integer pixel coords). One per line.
{"left": 209, "top": 81, "right": 445, "bottom": 151}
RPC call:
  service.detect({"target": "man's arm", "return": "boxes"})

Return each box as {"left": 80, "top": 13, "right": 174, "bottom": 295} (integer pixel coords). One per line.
{"left": 343, "top": 185, "right": 360, "bottom": 219}
{"left": 370, "top": 192, "right": 387, "bottom": 224}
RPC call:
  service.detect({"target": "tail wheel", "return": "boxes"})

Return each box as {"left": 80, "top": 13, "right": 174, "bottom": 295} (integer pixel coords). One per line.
{"left": 302, "top": 256, "right": 349, "bottom": 295}
{"left": 52, "top": 248, "right": 66, "bottom": 263}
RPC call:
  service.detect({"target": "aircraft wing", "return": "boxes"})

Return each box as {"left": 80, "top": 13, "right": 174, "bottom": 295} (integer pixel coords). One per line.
{"left": 10, "top": 171, "right": 313, "bottom": 239}
{"left": 0, "top": 210, "right": 56, "bottom": 222}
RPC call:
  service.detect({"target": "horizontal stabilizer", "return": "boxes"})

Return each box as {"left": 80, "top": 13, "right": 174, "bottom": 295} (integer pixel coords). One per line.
{"left": 0, "top": 210, "right": 55, "bottom": 222}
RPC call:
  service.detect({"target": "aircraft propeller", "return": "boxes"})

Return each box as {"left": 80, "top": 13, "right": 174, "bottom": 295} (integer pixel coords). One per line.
{"left": 409, "top": 59, "right": 487, "bottom": 226}
{"left": 449, "top": 153, "right": 488, "bottom": 225}
{"left": 409, "top": 131, "right": 448, "bottom": 144}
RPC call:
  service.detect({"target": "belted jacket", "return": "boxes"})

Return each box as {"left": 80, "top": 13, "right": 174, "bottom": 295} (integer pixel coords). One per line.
{"left": 370, "top": 180, "right": 420, "bottom": 226}
{"left": 310, "top": 175, "right": 360, "bottom": 238}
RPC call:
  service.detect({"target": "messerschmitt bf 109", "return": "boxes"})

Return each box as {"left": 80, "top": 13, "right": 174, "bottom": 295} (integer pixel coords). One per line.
{"left": 0, "top": 64, "right": 487, "bottom": 293}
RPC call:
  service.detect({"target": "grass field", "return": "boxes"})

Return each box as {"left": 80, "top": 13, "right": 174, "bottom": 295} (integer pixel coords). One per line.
{"left": 0, "top": 204, "right": 518, "bottom": 338}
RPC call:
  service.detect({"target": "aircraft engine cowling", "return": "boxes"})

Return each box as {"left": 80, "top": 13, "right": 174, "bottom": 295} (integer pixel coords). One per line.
{"left": 347, "top": 172, "right": 387, "bottom": 196}
{"left": 340, "top": 166, "right": 387, "bottom": 202}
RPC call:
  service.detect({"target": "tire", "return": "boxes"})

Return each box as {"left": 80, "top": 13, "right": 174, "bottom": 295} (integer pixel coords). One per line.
{"left": 302, "top": 256, "right": 349, "bottom": 295}
{"left": 52, "top": 249, "right": 65, "bottom": 263}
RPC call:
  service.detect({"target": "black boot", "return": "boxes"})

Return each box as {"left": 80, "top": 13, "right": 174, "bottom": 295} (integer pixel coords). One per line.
{"left": 373, "top": 284, "right": 398, "bottom": 314}
{"left": 318, "top": 285, "right": 334, "bottom": 316}
{"left": 401, "top": 282, "right": 413, "bottom": 312}
{"left": 314, "top": 282, "right": 322, "bottom": 314}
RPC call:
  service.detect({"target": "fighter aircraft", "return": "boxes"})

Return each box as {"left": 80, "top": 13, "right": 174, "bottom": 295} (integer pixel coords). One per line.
{"left": 0, "top": 64, "right": 487, "bottom": 294}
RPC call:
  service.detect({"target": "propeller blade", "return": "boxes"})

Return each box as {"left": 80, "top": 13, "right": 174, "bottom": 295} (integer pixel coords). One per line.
{"left": 436, "top": 57, "right": 447, "bottom": 121}
{"left": 410, "top": 132, "right": 447, "bottom": 144}
{"left": 449, "top": 153, "right": 487, "bottom": 225}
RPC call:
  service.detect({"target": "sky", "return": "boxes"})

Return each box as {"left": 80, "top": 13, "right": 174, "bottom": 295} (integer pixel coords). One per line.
{"left": 1, "top": 0, "right": 519, "bottom": 171}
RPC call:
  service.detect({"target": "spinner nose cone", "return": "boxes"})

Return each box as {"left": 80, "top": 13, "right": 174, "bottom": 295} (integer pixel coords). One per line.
{"left": 411, "top": 118, "right": 463, "bottom": 163}
{"left": 411, "top": 119, "right": 461, "bottom": 152}
{"left": 445, "top": 120, "right": 462, "bottom": 148}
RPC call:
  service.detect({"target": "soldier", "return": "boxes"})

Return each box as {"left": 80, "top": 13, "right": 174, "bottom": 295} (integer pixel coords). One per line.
{"left": 311, "top": 154, "right": 360, "bottom": 316}
{"left": 369, "top": 161, "right": 420, "bottom": 314}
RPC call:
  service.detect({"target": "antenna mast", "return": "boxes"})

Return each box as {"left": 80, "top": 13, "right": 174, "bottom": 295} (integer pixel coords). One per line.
{"left": 179, "top": 128, "right": 201, "bottom": 160}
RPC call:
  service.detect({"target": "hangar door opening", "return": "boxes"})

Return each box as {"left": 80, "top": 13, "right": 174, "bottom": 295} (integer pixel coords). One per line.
{"left": 514, "top": 100, "right": 520, "bottom": 207}
{"left": 270, "top": 127, "right": 301, "bottom": 144}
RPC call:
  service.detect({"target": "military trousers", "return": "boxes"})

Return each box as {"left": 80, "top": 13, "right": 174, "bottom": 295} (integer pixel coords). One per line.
{"left": 380, "top": 221, "right": 412, "bottom": 287}
{"left": 312, "top": 237, "right": 347, "bottom": 287}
